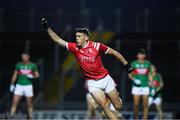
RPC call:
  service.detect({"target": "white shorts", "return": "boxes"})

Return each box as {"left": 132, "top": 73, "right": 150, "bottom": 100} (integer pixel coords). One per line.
{"left": 109, "top": 103, "right": 116, "bottom": 111}
{"left": 14, "top": 84, "right": 33, "bottom": 97}
{"left": 148, "top": 97, "right": 162, "bottom": 106}
{"left": 131, "top": 86, "right": 149, "bottom": 95}
{"left": 86, "top": 74, "right": 116, "bottom": 93}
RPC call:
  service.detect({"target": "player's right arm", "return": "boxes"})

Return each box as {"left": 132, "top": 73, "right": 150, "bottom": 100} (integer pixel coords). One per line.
{"left": 41, "top": 18, "right": 67, "bottom": 47}
{"left": 11, "top": 70, "right": 18, "bottom": 84}
{"left": 128, "top": 73, "right": 134, "bottom": 81}
{"left": 10, "top": 70, "right": 18, "bottom": 92}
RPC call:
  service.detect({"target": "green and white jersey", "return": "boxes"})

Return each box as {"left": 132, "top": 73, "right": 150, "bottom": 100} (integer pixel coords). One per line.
{"left": 15, "top": 62, "right": 38, "bottom": 85}
{"left": 131, "top": 60, "right": 151, "bottom": 87}
{"left": 149, "top": 73, "right": 162, "bottom": 98}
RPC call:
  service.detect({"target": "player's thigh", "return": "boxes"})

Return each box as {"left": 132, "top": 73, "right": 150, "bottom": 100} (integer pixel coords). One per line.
{"left": 91, "top": 90, "right": 107, "bottom": 108}
{"left": 12, "top": 94, "right": 22, "bottom": 105}
{"left": 26, "top": 96, "right": 33, "bottom": 106}
{"left": 87, "top": 93, "right": 98, "bottom": 110}
{"left": 133, "top": 95, "right": 141, "bottom": 106}
{"left": 142, "top": 95, "right": 148, "bottom": 107}
{"left": 106, "top": 88, "right": 122, "bottom": 109}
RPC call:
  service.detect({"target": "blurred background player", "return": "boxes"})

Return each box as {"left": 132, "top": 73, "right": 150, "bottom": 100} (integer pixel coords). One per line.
{"left": 9, "top": 51, "right": 40, "bottom": 119}
{"left": 42, "top": 18, "right": 133, "bottom": 119}
{"left": 149, "top": 65, "right": 164, "bottom": 119}
{"left": 128, "top": 48, "right": 152, "bottom": 119}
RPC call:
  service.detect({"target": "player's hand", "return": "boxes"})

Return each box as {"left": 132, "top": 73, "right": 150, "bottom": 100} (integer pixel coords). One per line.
{"left": 132, "top": 79, "right": 141, "bottom": 87}
{"left": 27, "top": 74, "right": 34, "bottom": 79}
{"left": 125, "top": 64, "right": 133, "bottom": 73}
{"left": 10, "top": 84, "right": 15, "bottom": 92}
{"left": 41, "top": 17, "right": 49, "bottom": 30}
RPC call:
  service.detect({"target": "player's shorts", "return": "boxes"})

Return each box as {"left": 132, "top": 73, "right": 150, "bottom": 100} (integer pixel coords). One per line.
{"left": 131, "top": 86, "right": 149, "bottom": 95}
{"left": 109, "top": 103, "right": 116, "bottom": 111}
{"left": 14, "top": 84, "right": 33, "bottom": 97}
{"left": 86, "top": 74, "right": 116, "bottom": 93}
{"left": 148, "top": 97, "right": 162, "bottom": 106}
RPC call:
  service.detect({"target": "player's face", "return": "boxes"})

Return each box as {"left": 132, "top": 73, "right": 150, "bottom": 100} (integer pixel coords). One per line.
{"left": 22, "top": 54, "right": 30, "bottom": 62}
{"left": 137, "top": 53, "right": 146, "bottom": 60}
{"left": 75, "top": 32, "right": 88, "bottom": 47}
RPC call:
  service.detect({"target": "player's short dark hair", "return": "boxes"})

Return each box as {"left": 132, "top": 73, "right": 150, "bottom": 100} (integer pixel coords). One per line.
{"left": 137, "top": 48, "right": 146, "bottom": 54}
{"left": 21, "top": 51, "right": 30, "bottom": 55}
{"left": 75, "top": 27, "right": 90, "bottom": 37}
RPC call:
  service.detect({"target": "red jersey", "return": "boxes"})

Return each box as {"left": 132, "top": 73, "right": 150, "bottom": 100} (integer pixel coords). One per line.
{"left": 66, "top": 41, "right": 109, "bottom": 80}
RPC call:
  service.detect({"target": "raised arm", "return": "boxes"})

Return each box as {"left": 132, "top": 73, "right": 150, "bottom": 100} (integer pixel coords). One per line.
{"left": 107, "top": 47, "right": 133, "bottom": 73}
{"left": 41, "top": 18, "right": 67, "bottom": 47}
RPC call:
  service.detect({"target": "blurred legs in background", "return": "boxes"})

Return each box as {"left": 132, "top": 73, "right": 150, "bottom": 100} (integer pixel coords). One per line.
{"left": 156, "top": 104, "right": 163, "bottom": 119}
{"left": 26, "top": 96, "right": 33, "bottom": 119}
{"left": 133, "top": 95, "right": 140, "bottom": 119}
{"left": 10, "top": 95, "right": 22, "bottom": 118}
{"left": 142, "top": 95, "right": 149, "bottom": 120}
{"left": 149, "top": 97, "right": 163, "bottom": 119}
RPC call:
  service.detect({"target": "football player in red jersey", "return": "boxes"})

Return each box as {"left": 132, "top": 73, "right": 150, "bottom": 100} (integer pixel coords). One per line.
{"left": 41, "top": 18, "right": 133, "bottom": 119}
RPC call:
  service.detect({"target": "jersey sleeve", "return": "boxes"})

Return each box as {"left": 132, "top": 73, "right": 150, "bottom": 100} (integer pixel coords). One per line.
{"left": 65, "top": 42, "right": 77, "bottom": 53}
{"left": 15, "top": 63, "right": 20, "bottom": 71}
{"left": 32, "top": 64, "right": 38, "bottom": 72}
{"left": 99, "top": 43, "right": 109, "bottom": 54}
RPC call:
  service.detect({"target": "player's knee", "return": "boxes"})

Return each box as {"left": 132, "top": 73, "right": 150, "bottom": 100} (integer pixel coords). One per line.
{"left": 99, "top": 101, "right": 108, "bottom": 109}
{"left": 114, "top": 101, "right": 122, "bottom": 110}
{"left": 134, "top": 104, "right": 139, "bottom": 109}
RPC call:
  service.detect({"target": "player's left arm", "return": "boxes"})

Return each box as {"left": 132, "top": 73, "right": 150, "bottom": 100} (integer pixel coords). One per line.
{"left": 157, "top": 74, "right": 164, "bottom": 91}
{"left": 31, "top": 64, "right": 40, "bottom": 79}
{"left": 33, "top": 71, "right": 40, "bottom": 78}
{"left": 107, "top": 47, "right": 133, "bottom": 73}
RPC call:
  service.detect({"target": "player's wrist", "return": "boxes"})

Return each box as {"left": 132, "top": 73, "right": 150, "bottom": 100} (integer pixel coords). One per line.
{"left": 41, "top": 18, "right": 49, "bottom": 30}
{"left": 124, "top": 63, "right": 133, "bottom": 73}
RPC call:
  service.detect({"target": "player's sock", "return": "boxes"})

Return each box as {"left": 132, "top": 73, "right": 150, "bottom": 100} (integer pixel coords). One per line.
{"left": 10, "top": 107, "right": 16, "bottom": 118}
{"left": 27, "top": 107, "right": 33, "bottom": 119}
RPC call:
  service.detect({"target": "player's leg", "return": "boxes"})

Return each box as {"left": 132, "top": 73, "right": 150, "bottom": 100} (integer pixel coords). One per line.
{"left": 106, "top": 88, "right": 122, "bottom": 111}
{"left": 133, "top": 95, "right": 140, "bottom": 119}
{"left": 86, "top": 93, "right": 98, "bottom": 119}
{"left": 10, "top": 84, "right": 23, "bottom": 117}
{"left": 91, "top": 90, "right": 117, "bottom": 119}
{"left": 26, "top": 96, "right": 33, "bottom": 119}
{"left": 104, "top": 75, "right": 122, "bottom": 111}
{"left": 142, "top": 95, "right": 149, "bottom": 120}
{"left": 156, "top": 104, "right": 163, "bottom": 119}
{"left": 25, "top": 85, "right": 34, "bottom": 119}
{"left": 10, "top": 95, "right": 22, "bottom": 117}
{"left": 154, "top": 98, "right": 163, "bottom": 119}
{"left": 109, "top": 102, "right": 123, "bottom": 119}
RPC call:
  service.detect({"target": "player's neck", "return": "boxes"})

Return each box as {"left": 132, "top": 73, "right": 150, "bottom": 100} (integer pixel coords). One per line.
{"left": 138, "top": 59, "right": 145, "bottom": 63}
{"left": 81, "top": 40, "right": 88, "bottom": 48}
{"left": 23, "top": 61, "right": 30, "bottom": 64}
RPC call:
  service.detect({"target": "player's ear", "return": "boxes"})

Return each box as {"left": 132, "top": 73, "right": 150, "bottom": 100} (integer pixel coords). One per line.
{"left": 84, "top": 35, "right": 89, "bottom": 40}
